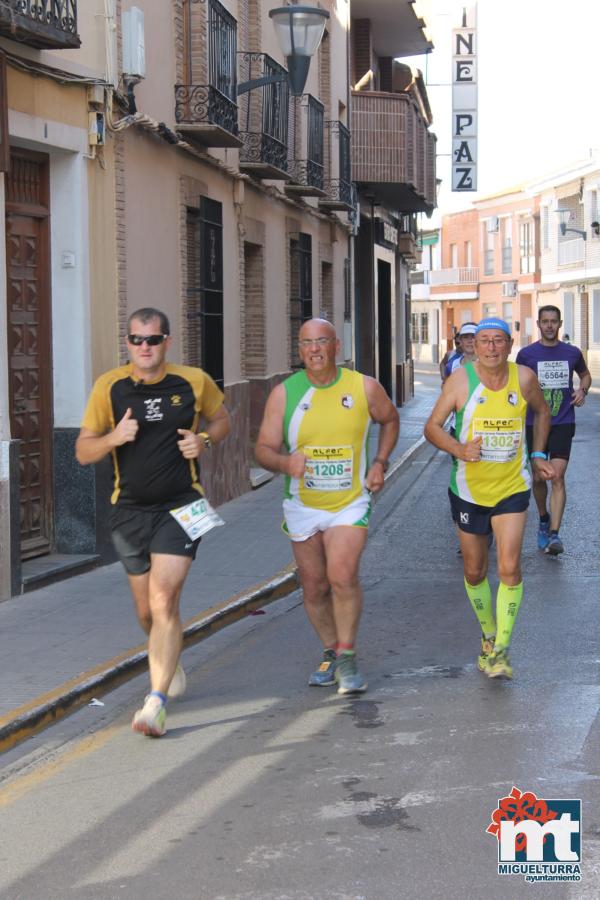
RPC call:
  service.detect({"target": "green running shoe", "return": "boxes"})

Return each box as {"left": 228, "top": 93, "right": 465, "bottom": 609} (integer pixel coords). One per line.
{"left": 335, "top": 652, "right": 367, "bottom": 694}
{"left": 477, "top": 635, "right": 495, "bottom": 672}
{"left": 132, "top": 694, "right": 166, "bottom": 737}
{"left": 485, "top": 648, "right": 513, "bottom": 680}
{"left": 308, "top": 648, "right": 337, "bottom": 686}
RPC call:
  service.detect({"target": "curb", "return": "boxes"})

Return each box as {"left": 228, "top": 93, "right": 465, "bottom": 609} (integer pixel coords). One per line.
{"left": 0, "top": 567, "right": 299, "bottom": 754}
{"left": 0, "top": 434, "right": 429, "bottom": 755}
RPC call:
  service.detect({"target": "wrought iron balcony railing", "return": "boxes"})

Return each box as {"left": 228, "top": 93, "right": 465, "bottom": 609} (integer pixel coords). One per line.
{"left": 319, "top": 120, "right": 352, "bottom": 211}
{"left": 238, "top": 52, "right": 289, "bottom": 180}
{"left": 175, "top": 85, "right": 241, "bottom": 148}
{"left": 286, "top": 94, "right": 325, "bottom": 196}
{"left": 175, "top": 0, "right": 241, "bottom": 148}
{"left": 1, "top": 0, "right": 79, "bottom": 49}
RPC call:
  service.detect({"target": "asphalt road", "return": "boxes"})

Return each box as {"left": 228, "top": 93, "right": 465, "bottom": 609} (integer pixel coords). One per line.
{"left": 1, "top": 374, "right": 599, "bottom": 900}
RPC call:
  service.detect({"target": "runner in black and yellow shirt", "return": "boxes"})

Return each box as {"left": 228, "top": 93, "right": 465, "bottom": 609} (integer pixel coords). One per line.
{"left": 76, "top": 307, "right": 230, "bottom": 737}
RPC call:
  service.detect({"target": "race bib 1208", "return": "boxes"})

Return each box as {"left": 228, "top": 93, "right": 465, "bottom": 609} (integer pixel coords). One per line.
{"left": 303, "top": 445, "right": 353, "bottom": 491}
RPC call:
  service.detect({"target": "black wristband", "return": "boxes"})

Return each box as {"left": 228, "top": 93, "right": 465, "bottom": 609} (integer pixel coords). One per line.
{"left": 373, "top": 457, "right": 389, "bottom": 471}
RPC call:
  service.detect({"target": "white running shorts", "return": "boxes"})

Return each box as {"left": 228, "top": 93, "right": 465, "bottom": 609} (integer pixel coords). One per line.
{"left": 282, "top": 494, "right": 371, "bottom": 542}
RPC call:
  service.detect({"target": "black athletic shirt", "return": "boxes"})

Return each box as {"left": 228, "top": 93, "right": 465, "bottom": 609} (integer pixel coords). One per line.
{"left": 81, "top": 363, "right": 224, "bottom": 508}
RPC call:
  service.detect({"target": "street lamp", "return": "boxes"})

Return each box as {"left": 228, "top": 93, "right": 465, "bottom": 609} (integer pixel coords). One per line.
{"left": 238, "top": 5, "right": 329, "bottom": 97}
{"left": 556, "top": 208, "right": 587, "bottom": 241}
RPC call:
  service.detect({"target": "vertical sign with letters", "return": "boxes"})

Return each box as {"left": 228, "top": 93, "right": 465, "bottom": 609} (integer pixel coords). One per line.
{"left": 452, "top": 5, "right": 477, "bottom": 192}
{"left": 0, "top": 52, "right": 10, "bottom": 173}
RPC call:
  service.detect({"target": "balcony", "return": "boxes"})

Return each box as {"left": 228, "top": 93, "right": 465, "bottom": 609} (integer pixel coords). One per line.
{"left": 558, "top": 238, "right": 585, "bottom": 266}
{"left": 350, "top": 0, "right": 433, "bottom": 58}
{"left": 410, "top": 270, "right": 431, "bottom": 300}
{"left": 398, "top": 213, "right": 419, "bottom": 258}
{"left": 238, "top": 52, "right": 289, "bottom": 180}
{"left": 319, "top": 120, "right": 353, "bottom": 211}
{"left": 0, "top": 0, "right": 80, "bottom": 49}
{"left": 351, "top": 91, "right": 436, "bottom": 213}
{"left": 429, "top": 267, "right": 479, "bottom": 286}
{"left": 175, "top": 0, "right": 241, "bottom": 149}
{"left": 286, "top": 94, "right": 325, "bottom": 197}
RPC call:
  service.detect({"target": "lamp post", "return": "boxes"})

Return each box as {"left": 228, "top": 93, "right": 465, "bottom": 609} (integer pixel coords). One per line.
{"left": 237, "top": 5, "right": 329, "bottom": 97}
{"left": 556, "top": 208, "right": 587, "bottom": 241}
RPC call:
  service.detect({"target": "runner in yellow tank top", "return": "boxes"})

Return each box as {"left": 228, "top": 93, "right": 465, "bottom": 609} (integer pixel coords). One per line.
{"left": 425, "top": 318, "right": 556, "bottom": 680}
{"left": 256, "top": 318, "right": 399, "bottom": 695}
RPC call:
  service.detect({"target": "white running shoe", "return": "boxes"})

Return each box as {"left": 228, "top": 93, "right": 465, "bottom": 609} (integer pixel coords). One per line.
{"left": 167, "top": 663, "right": 187, "bottom": 699}
{"left": 132, "top": 694, "right": 166, "bottom": 737}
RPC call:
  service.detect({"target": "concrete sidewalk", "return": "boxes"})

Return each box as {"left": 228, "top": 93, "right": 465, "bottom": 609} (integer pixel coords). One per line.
{"left": 0, "top": 375, "right": 439, "bottom": 749}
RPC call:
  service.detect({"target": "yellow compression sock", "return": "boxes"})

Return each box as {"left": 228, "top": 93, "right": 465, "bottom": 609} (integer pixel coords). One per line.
{"left": 495, "top": 581, "right": 523, "bottom": 650}
{"left": 464, "top": 577, "right": 495, "bottom": 637}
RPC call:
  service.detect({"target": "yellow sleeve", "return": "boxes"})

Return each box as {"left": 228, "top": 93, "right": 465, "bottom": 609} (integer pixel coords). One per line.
{"left": 198, "top": 372, "right": 225, "bottom": 418}
{"left": 80, "top": 373, "right": 115, "bottom": 434}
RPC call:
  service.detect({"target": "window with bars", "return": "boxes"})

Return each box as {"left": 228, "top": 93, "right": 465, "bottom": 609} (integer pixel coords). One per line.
{"left": 420, "top": 312, "right": 429, "bottom": 343}
{"left": 520, "top": 220, "right": 535, "bottom": 274}
{"left": 410, "top": 312, "right": 420, "bottom": 342}
{"left": 187, "top": 197, "right": 224, "bottom": 387}
{"left": 290, "top": 233, "right": 313, "bottom": 368}
{"left": 541, "top": 206, "right": 549, "bottom": 250}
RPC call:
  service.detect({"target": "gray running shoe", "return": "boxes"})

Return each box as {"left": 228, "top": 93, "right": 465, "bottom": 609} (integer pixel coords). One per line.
{"left": 545, "top": 533, "right": 564, "bottom": 556}
{"left": 335, "top": 653, "right": 367, "bottom": 695}
{"left": 308, "top": 648, "right": 337, "bottom": 686}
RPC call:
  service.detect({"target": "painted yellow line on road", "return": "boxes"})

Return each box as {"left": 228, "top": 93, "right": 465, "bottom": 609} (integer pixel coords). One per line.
{"left": 0, "top": 725, "right": 121, "bottom": 809}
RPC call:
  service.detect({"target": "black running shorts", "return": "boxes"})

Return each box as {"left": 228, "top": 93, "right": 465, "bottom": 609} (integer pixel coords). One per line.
{"left": 448, "top": 488, "right": 531, "bottom": 536}
{"left": 110, "top": 505, "right": 201, "bottom": 575}
{"left": 526, "top": 423, "right": 575, "bottom": 461}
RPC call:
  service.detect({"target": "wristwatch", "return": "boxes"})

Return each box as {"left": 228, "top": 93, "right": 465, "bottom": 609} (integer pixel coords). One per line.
{"left": 373, "top": 456, "right": 390, "bottom": 471}
{"left": 198, "top": 431, "right": 212, "bottom": 449}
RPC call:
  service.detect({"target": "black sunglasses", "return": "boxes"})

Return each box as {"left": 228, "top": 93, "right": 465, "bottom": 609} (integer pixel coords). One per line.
{"left": 127, "top": 334, "right": 169, "bottom": 346}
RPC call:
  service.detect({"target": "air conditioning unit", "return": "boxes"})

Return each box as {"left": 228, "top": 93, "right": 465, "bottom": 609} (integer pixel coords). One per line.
{"left": 122, "top": 7, "right": 146, "bottom": 79}
{"left": 502, "top": 281, "right": 517, "bottom": 297}
{"left": 487, "top": 216, "right": 499, "bottom": 233}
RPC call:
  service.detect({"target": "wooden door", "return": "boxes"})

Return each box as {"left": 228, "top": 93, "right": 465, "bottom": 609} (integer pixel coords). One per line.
{"left": 5, "top": 151, "right": 53, "bottom": 559}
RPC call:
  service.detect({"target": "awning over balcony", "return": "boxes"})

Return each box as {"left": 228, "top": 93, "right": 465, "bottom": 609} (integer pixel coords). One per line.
{"left": 351, "top": 0, "right": 433, "bottom": 58}
{"left": 352, "top": 90, "right": 436, "bottom": 214}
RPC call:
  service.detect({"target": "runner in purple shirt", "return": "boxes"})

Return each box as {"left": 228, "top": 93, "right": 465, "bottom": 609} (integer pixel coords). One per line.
{"left": 515, "top": 305, "right": 591, "bottom": 556}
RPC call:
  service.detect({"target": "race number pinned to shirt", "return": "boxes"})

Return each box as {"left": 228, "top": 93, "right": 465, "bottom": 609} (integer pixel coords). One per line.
{"left": 170, "top": 497, "right": 224, "bottom": 540}
{"left": 473, "top": 418, "right": 522, "bottom": 463}
{"left": 304, "top": 446, "right": 353, "bottom": 491}
{"left": 537, "top": 360, "right": 569, "bottom": 389}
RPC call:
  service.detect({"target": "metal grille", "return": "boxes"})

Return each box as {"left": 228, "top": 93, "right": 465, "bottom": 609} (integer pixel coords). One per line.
{"left": 288, "top": 94, "right": 324, "bottom": 189}
{"left": 238, "top": 52, "right": 289, "bottom": 171}
{"left": 290, "top": 233, "right": 312, "bottom": 368}
{"left": 13, "top": 0, "right": 77, "bottom": 35}
{"left": 175, "top": 0, "right": 238, "bottom": 134}
{"left": 323, "top": 120, "right": 352, "bottom": 205}
{"left": 208, "top": 0, "right": 237, "bottom": 101}
{"left": 187, "top": 198, "right": 224, "bottom": 388}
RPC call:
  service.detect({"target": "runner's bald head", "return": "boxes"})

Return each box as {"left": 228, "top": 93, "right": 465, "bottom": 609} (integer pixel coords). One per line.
{"left": 298, "top": 318, "right": 336, "bottom": 341}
